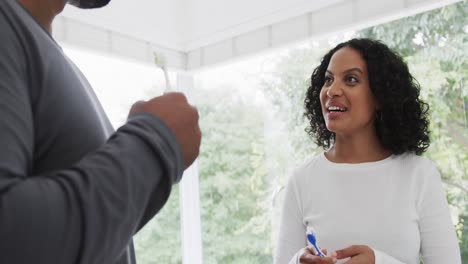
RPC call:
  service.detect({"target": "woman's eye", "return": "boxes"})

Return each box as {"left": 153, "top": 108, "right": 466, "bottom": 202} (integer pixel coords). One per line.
{"left": 347, "top": 76, "right": 358, "bottom": 84}
{"left": 324, "top": 76, "right": 333, "bottom": 85}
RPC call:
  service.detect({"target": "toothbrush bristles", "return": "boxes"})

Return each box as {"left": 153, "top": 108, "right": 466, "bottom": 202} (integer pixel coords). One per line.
{"left": 153, "top": 52, "right": 172, "bottom": 93}
{"left": 153, "top": 52, "right": 166, "bottom": 67}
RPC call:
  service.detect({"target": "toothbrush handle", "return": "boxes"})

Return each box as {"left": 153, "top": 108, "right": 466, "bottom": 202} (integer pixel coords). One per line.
{"left": 313, "top": 244, "right": 325, "bottom": 257}
{"left": 163, "top": 69, "right": 172, "bottom": 93}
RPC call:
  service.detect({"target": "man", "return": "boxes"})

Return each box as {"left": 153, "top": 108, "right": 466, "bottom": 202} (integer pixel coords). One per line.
{"left": 0, "top": 0, "right": 201, "bottom": 263}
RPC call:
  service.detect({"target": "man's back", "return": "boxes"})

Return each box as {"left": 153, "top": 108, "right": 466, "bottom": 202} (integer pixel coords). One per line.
{"left": 0, "top": 0, "right": 185, "bottom": 263}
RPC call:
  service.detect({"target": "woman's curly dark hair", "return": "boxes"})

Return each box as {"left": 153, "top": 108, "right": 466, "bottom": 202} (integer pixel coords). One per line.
{"left": 304, "top": 38, "right": 430, "bottom": 155}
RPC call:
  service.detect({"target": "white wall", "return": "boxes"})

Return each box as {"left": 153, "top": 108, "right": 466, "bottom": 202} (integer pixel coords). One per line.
{"left": 183, "top": 0, "right": 342, "bottom": 50}
{"left": 59, "top": 0, "right": 344, "bottom": 51}
{"left": 61, "top": 0, "right": 186, "bottom": 50}
{"left": 55, "top": 0, "right": 462, "bottom": 70}
{"left": 186, "top": 0, "right": 462, "bottom": 70}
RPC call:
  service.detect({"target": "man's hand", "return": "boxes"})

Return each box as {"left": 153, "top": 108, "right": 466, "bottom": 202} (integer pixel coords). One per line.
{"left": 129, "top": 92, "right": 201, "bottom": 169}
{"left": 336, "top": 245, "right": 375, "bottom": 264}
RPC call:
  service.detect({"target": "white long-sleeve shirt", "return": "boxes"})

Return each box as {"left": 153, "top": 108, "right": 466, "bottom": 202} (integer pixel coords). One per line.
{"left": 274, "top": 153, "right": 461, "bottom": 264}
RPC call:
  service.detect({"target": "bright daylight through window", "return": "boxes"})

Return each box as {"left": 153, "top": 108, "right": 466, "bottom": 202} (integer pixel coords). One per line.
{"left": 61, "top": 2, "right": 467, "bottom": 263}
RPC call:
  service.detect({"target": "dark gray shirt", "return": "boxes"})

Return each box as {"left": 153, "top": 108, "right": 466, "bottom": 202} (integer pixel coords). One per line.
{"left": 0, "top": 0, "right": 184, "bottom": 263}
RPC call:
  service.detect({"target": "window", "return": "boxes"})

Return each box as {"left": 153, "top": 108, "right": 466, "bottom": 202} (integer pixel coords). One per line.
{"left": 61, "top": 2, "right": 467, "bottom": 262}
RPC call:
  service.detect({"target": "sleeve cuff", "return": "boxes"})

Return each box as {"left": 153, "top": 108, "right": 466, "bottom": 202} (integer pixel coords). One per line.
{"left": 126, "top": 113, "right": 185, "bottom": 183}
{"left": 373, "top": 248, "right": 383, "bottom": 264}
{"left": 372, "top": 248, "right": 406, "bottom": 264}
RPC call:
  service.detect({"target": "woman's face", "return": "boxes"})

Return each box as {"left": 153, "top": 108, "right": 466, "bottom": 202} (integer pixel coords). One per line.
{"left": 319, "top": 47, "right": 378, "bottom": 136}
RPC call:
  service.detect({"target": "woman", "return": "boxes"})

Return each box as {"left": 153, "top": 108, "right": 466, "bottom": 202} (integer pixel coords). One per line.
{"left": 274, "top": 39, "right": 461, "bottom": 264}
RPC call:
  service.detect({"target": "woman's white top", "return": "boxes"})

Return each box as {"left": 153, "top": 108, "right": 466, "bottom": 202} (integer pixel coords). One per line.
{"left": 274, "top": 153, "right": 461, "bottom": 264}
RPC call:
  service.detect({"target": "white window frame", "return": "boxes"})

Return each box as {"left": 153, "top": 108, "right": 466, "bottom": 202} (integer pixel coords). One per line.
{"left": 177, "top": 73, "right": 203, "bottom": 264}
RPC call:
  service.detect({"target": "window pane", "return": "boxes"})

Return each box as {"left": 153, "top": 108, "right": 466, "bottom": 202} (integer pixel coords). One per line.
{"left": 194, "top": 59, "right": 276, "bottom": 263}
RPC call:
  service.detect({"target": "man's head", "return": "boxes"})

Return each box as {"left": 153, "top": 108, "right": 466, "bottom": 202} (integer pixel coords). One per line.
{"left": 18, "top": 0, "right": 112, "bottom": 33}
{"left": 66, "top": 0, "right": 111, "bottom": 9}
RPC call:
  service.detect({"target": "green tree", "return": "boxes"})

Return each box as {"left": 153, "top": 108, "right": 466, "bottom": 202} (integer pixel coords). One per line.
{"left": 194, "top": 84, "right": 272, "bottom": 263}
{"left": 134, "top": 188, "right": 182, "bottom": 264}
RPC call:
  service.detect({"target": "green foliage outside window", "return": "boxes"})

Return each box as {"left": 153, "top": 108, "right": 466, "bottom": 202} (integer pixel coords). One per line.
{"left": 195, "top": 86, "right": 272, "bottom": 263}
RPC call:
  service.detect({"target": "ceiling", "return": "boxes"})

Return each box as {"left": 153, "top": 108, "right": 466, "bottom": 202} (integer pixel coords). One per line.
{"left": 54, "top": 0, "right": 460, "bottom": 70}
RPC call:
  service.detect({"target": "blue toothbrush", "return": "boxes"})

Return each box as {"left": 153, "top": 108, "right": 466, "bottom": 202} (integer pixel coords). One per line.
{"left": 306, "top": 227, "right": 325, "bottom": 257}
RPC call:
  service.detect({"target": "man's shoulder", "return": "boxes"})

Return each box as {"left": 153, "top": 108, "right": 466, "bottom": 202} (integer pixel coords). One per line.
{"left": 0, "top": 0, "right": 26, "bottom": 26}
{"left": 0, "top": 0, "right": 32, "bottom": 51}
{"left": 0, "top": 0, "right": 50, "bottom": 43}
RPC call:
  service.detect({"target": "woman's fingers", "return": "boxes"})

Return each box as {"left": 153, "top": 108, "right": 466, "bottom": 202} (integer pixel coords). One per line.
{"left": 299, "top": 247, "right": 337, "bottom": 263}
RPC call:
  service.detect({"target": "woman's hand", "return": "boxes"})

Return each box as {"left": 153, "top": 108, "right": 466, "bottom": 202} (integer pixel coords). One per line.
{"left": 299, "top": 248, "right": 337, "bottom": 264}
{"left": 335, "top": 245, "right": 375, "bottom": 264}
